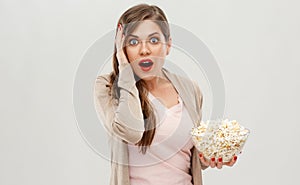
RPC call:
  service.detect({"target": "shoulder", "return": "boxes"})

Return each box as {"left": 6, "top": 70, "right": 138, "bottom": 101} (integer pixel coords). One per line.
{"left": 163, "top": 68, "right": 202, "bottom": 95}
{"left": 94, "top": 73, "right": 112, "bottom": 95}
{"left": 95, "top": 74, "right": 111, "bottom": 84}
{"left": 95, "top": 73, "right": 113, "bottom": 90}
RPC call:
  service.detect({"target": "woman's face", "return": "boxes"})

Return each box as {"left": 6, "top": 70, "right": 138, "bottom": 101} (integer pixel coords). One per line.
{"left": 124, "top": 20, "right": 171, "bottom": 80}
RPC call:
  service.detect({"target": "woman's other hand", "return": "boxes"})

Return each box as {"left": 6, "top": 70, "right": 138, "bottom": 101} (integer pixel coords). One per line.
{"left": 115, "top": 24, "right": 129, "bottom": 65}
{"left": 199, "top": 153, "right": 238, "bottom": 169}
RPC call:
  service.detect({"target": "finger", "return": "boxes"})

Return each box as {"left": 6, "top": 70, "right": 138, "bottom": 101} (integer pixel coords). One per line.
{"left": 216, "top": 157, "right": 223, "bottom": 169}
{"left": 210, "top": 157, "right": 216, "bottom": 168}
{"left": 116, "top": 34, "right": 125, "bottom": 56}
{"left": 115, "top": 25, "right": 129, "bottom": 64}
{"left": 120, "top": 34, "right": 125, "bottom": 49}
{"left": 198, "top": 153, "right": 210, "bottom": 167}
{"left": 115, "top": 24, "right": 124, "bottom": 52}
{"left": 226, "top": 155, "right": 238, "bottom": 167}
{"left": 118, "top": 33, "right": 125, "bottom": 52}
{"left": 115, "top": 24, "right": 120, "bottom": 41}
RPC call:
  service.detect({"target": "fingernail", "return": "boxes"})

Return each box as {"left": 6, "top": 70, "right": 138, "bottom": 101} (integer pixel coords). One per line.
{"left": 211, "top": 157, "right": 215, "bottom": 162}
{"left": 218, "top": 158, "right": 223, "bottom": 163}
{"left": 199, "top": 153, "right": 203, "bottom": 158}
{"left": 234, "top": 156, "right": 238, "bottom": 161}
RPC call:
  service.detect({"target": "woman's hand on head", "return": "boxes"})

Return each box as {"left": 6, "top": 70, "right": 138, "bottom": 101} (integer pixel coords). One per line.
{"left": 199, "top": 153, "right": 238, "bottom": 169}
{"left": 115, "top": 24, "right": 129, "bottom": 65}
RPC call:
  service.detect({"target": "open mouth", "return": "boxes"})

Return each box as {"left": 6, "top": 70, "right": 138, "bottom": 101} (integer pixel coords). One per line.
{"left": 139, "top": 59, "right": 153, "bottom": 67}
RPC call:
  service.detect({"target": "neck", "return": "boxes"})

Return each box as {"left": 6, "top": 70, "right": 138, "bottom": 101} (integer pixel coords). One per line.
{"left": 144, "top": 70, "right": 168, "bottom": 91}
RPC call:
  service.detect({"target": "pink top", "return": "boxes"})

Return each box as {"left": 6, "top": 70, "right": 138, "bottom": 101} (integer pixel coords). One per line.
{"left": 128, "top": 92, "right": 194, "bottom": 185}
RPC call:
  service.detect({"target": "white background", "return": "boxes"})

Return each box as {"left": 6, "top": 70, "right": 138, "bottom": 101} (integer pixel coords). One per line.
{"left": 1, "top": 0, "right": 300, "bottom": 185}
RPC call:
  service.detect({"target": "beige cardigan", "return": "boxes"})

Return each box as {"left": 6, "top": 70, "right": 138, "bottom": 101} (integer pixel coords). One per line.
{"left": 94, "top": 63, "right": 207, "bottom": 185}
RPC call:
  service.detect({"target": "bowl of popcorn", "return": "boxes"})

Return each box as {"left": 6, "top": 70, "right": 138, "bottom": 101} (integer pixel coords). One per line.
{"left": 191, "top": 119, "right": 250, "bottom": 162}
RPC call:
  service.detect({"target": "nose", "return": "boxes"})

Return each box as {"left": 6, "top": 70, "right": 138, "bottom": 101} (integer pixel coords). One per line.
{"left": 139, "top": 41, "right": 151, "bottom": 55}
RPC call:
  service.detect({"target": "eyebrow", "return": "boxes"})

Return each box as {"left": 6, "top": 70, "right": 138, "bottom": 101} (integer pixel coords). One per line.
{"left": 128, "top": 32, "right": 160, "bottom": 38}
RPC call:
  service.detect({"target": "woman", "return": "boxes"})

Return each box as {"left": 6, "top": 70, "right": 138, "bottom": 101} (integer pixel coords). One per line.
{"left": 94, "top": 4, "right": 237, "bottom": 185}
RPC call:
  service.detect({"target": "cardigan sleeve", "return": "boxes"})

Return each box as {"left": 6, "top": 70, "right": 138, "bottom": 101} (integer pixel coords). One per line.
{"left": 94, "top": 63, "right": 144, "bottom": 144}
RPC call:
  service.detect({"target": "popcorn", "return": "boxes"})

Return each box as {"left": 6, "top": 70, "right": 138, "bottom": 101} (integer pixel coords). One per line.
{"left": 191, "top": 119, "right": 250, "bottom": 162}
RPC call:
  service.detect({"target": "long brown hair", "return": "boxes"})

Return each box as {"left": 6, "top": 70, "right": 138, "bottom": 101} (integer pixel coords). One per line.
{"left": 109, "top": 4, "right": 170, "bottom": 154}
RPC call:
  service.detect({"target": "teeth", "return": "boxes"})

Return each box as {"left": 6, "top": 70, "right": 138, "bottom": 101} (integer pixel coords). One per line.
{"left": 139, "top": 60, "right": 153, "bottom": 67}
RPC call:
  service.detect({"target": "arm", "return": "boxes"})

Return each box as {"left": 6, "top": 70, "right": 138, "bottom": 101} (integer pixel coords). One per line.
{"left": 94, "top": 63, "right": 144, "bottom": 144}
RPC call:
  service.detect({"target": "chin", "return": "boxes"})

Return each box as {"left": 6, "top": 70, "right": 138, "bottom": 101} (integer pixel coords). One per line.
{"left": 132, "top": 66, "right": 162, "bottom": 81}
{"left": 141, "top": 75, "right": 156, "bottom": 81}
{"left": 135, "top": 73, "right": 156, "bottom": 81}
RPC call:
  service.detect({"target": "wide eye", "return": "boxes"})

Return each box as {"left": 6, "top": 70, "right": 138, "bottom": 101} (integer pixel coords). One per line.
{"left": 129, "top": 39, "right": 139, "bottom": 46}
{"left": 149, "top": 37, "right": 159, "bottom": 44}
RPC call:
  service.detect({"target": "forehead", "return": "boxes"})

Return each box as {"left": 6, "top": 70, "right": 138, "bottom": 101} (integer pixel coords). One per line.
{"left": 130, "top": 20, "right": 163, "bottom": 37}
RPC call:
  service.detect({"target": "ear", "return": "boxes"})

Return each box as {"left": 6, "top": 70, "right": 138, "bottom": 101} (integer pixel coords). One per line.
{"left": 166, "top": 37, "right": 172, "bottom": 55}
